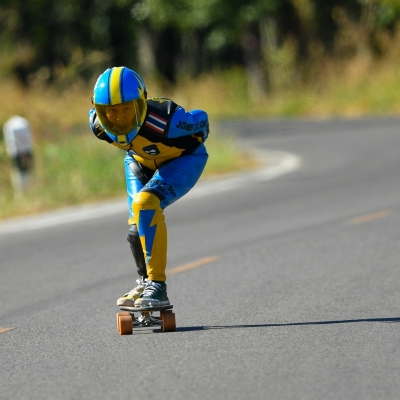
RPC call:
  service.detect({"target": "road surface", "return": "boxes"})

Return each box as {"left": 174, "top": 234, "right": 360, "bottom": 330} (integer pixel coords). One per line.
{"left": 1, "top": 117, "right": 400, "bottom": 400}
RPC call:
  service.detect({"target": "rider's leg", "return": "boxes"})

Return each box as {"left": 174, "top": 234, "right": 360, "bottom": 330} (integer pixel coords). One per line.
{"left": 125, "top": 153, "right": 154, "bottom": 273}
{"left": 134, "top": 144, "right": 208, "bottom": 307}
{"left": 116, "top": 154, "right": 152, "bottom": 307}
{"left": 132, "top": 191, "right": 167, "bottom": 282}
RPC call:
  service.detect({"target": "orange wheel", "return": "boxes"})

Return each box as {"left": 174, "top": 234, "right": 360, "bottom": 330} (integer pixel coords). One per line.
{"left": 162, "top": 313, "right": 176, "bottom": 332}
{"left": 160, "top": 310, "right": 173, "bottom": 320}
{"left": 116, "top": 312, "right": 130, "bottom": 332}
{"left": 119, "top": 315, "right": 133, "bottom": 335}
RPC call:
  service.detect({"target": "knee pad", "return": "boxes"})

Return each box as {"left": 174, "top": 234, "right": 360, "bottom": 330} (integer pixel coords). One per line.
{"left": 132, "top": 192, "right": 164, "bottom": 247}
{"left": 133, "top": 191, "right": 161, "bottom": 212}
{"left": 127, "top": 223, "right": 147, "bottom": 278}
{"left": 127, "top": 223, "right": 139, "bottom": 245}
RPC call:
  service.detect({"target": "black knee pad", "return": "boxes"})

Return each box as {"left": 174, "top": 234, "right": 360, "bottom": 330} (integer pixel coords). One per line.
{"left": 127, "top": 223, "right": 140, "bottom": 245}
{"left": 127, "top": 224, "right": 147, "bottom": 278}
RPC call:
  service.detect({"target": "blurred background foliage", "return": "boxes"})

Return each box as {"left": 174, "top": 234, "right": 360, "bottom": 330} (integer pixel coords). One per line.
{"left": 1, "top": 0, "right": 400, "bottom": 219}
{"left": 1, "top": 0, "right": 400, "bottom": 96}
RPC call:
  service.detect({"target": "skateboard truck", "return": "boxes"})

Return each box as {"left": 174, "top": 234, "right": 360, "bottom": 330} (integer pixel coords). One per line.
{"left": 117, "top": 305, "right": 176, "bottom": 334}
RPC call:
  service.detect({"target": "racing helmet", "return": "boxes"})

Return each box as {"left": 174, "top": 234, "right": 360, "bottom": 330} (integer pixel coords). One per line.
{"left": 92, "top": 67, "right": 147, "bottom": 145}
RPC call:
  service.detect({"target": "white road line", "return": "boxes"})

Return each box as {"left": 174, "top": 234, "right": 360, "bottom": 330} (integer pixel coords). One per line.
{"left": 0, "top": 201, "right": 127, "bottom": 234}
{"left": 0, "top": 150, "right": 301, "bottom": 234}
{"left": 185, "top": 150, "right": 301, "bottom": 199}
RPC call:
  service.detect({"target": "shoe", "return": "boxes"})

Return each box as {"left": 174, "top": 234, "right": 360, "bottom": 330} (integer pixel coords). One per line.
{"left": 134, "top": 280, "right": 170, "bottom": 308}
{"left": 117, "top": 277, "right": 147, "bottom": 306}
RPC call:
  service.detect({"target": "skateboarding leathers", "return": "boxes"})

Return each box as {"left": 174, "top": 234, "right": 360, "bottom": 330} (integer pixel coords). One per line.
{"left": 89, "top": 97, "right": 209, "bottom": 282}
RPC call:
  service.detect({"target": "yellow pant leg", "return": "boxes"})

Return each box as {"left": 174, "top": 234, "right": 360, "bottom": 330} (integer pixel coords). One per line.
{"left": 132, "top": 192, "right": 167, "bottom": 282}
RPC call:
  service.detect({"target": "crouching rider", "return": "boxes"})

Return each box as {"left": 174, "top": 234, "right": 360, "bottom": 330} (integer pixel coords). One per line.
{"left": 88, "top": 66, "right": 209, "bottom": 307}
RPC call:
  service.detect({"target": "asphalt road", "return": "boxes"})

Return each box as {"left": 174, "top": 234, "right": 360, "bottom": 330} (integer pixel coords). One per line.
{"left": 1, "top": 117, "right": 400, "bottom": 400}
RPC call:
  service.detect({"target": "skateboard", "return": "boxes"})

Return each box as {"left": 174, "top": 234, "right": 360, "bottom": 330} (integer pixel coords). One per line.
{"left": 116, "top": 305, "right": 176, "bottom": 335}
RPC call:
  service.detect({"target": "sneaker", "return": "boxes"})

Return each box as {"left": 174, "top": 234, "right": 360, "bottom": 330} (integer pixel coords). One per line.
{"left": 134, "top": 280, "right": 170, "bottom": 308}
{"left": 116, "top": 277, "right": 147, "bottom": 306}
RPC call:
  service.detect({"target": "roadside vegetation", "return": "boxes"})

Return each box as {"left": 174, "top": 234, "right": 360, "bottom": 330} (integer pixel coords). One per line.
{"left": 2, "top": 46, "right": 400, "bottom": 221}
{"left": 1, "top": 1, "right": 400, "bottom": 220}
{"left": 0, "top": 114, "right": 254, "bottom": 220}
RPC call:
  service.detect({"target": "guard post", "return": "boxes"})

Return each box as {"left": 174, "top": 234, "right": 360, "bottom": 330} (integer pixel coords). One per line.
{"left": 3, "top": 116, "right": 34, "bottom": 191}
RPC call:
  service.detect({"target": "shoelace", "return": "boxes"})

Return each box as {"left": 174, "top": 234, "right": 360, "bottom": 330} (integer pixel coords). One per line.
{"left": 125, "top": 279, "right": 147, "bottom": 295}
{"left": 143, "top": 282, "right": 161, "bottom": 295}
{"left": 136, "top": 278, "right": 147, "bottom": 287}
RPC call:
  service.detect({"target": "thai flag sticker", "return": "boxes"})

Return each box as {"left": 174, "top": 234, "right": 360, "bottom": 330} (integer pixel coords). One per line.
{"left": 145, "top": 113, "right": 167, "bottom": 134}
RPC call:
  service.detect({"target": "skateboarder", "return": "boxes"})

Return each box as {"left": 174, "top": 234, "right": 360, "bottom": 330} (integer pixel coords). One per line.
{"left": 89, "top": 66, "right": 209, "bottom": 308}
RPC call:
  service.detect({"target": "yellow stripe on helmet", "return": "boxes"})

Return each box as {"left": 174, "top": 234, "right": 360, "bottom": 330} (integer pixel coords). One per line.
{"left": 109, "top": 67, "right": 123, "bottom": 105}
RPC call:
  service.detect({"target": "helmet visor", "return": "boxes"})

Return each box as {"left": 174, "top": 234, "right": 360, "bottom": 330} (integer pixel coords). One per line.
{"left": 95, "top": 98, "right": 146, "bottom": 137}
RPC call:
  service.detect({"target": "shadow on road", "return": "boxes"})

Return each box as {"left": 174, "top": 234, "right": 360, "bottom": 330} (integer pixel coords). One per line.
{"left": 176, "top": 317, "right": 400, "bottom": 332}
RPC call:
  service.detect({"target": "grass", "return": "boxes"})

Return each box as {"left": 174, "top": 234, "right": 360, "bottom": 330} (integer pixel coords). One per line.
{"left": 2, "top": 40, "right": 400, "bottom": 221}
{"left": 176, "top": 55, "right": 400, "bottom": 119}
{"left": 0, "top": 124, "right": 255, "bottom": 220}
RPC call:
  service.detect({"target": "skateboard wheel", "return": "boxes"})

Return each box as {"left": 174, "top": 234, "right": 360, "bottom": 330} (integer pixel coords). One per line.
{"left": 162, "top": 312, "right": 176, "bottom": 332}
{"left": 116, "top": 312, "right": 131, "bottom": 333}
{"left": 118, "top": 315, "right": 133, "bottom": 335}
{"left": 160, "top": 310, "right": 173, "bottom": 320}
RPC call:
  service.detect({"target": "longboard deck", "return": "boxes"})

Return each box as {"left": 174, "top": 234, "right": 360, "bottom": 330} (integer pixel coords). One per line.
{"left": 119, "top": 304, "right": 173, "bottom": 313}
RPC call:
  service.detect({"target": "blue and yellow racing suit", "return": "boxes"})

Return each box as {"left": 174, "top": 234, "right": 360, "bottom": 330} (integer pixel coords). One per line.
{"left": 89, "top": 97, "right": 209, "bottom": 282}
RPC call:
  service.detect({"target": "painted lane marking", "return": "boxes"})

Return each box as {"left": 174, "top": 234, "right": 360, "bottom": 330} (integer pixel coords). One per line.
{"left": 0, "top": 327, "right": 15, "bottom": 334}
{"left": 348, "top": 210, "right": 391, "bottom": 225}
{"left": 167, "top": 256, "right": 220, "bottom": 275}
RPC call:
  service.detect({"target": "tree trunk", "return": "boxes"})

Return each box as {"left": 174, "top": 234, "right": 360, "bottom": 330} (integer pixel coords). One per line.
{"left": 137, "top": 27, "right": 157, "bottom": 78}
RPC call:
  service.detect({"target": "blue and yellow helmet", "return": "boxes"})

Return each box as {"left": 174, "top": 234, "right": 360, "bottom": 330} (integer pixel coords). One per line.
{"left": 93, "top": 67, "right": 147, "bottom": 145}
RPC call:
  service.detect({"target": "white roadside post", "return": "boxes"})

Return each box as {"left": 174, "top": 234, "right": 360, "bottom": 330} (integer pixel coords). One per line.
{"left": 3, "top": 116, "right": 34, "bottom": 191}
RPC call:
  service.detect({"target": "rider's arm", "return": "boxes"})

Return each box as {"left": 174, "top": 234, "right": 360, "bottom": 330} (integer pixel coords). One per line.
{"left": 168, "top": 107, "right": 209, "bottom": 142}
